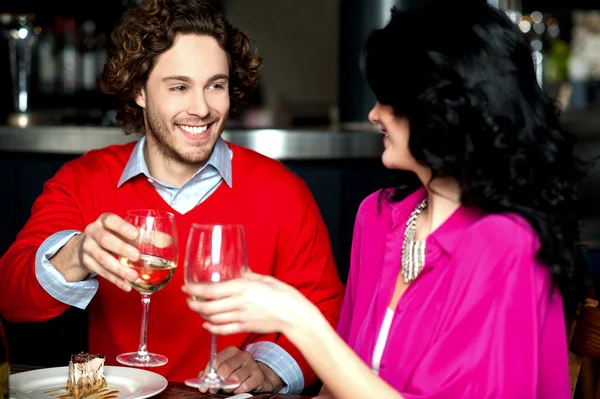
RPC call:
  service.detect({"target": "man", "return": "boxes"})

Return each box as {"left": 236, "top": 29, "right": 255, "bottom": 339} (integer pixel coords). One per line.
{"left": 0, "top": 0, "right": 344, "bottom": 394}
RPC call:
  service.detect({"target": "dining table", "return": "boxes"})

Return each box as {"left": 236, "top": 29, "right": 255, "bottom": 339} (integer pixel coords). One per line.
{"left": 10, "top": 364, "right": 315, "bottom": 399}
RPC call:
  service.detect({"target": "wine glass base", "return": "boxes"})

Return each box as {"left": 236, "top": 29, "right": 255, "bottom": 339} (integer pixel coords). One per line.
{"left": 184, "top": 375, "right": 240, "bottom": 390}
{"left": 116, "top": 352, "right": 168, "bottom": 367}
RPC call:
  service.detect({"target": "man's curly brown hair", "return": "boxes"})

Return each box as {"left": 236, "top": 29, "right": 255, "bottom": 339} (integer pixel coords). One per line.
{"left": 100, "top": 0, "right": 262, "bottom": 134}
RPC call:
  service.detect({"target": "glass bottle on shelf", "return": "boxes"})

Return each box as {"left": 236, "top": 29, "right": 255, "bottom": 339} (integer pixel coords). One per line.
{"left": 60, "top": 17, "right": 78, "bottom": 96}
{"left": 81, "top": 20, "right": 97, "bottom": 92}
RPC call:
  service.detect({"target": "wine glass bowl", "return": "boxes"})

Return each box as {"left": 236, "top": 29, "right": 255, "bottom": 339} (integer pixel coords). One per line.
{"left": 116, "top": 209, "right": 178, "bottom": 368}
{"left": 121, "top": 251, "right": 176, "bottom": 294}
{"left": 184, "top": 224, "right": 247, "bottom": 389}
{"left": 185, "top": 225, "right": 246, "bottom": 282}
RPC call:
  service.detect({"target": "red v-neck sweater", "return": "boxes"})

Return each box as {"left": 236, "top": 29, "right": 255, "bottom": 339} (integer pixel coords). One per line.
{"left": 0, "top": 141, "right": 344, "bottom": 385}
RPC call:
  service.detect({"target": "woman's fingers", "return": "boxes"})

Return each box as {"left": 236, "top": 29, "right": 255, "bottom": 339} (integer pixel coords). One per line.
{"left": 182, "top": 278, "right": 253, "bottom": 300}
{"left": 186, "top": 296, "right": 240, "bottom": 317}
{"left": 203, "top": 321, "right": 245, "bottom": 336}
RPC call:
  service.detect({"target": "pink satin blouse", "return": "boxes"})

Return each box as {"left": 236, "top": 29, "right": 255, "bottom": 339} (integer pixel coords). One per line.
{"left": 337, "top": 187, "right": 571, "bottom": 398}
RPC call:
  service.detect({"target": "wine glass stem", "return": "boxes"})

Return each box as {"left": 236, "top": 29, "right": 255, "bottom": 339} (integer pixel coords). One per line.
{"left": 137, "top": 293, "right": 152, "bottom": 358}
{"left": 208, "top": 333, "right": 218, "bottom": 376}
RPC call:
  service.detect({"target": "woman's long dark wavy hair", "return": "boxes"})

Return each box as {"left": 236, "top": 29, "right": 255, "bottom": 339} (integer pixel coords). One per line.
{"left": 365, "top": 0, "right": 591, "bottom": 314}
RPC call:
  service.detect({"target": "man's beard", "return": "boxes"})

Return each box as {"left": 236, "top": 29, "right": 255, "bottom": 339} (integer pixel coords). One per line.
{"left": 145, "top": 103, "right": 222, "bottom": 166}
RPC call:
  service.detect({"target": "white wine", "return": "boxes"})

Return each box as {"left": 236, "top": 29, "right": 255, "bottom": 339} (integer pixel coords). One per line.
{"left": 120, "top": 254, "right": 176, "bottom": 294}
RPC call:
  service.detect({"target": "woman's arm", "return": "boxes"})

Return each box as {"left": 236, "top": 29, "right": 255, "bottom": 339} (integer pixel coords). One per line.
{"left": 183, "top": 273, "right": 404, "bottom": 399}
{"left": 286, "top": 302, "right": 404, "bottom": 399}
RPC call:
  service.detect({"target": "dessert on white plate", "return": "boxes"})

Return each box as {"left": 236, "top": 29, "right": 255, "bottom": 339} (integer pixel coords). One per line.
{"left": 10, "top": 364, "right": 167, "bottom": 399}
{"left": 67, "top": 352, "right": 108, "bottom": 399}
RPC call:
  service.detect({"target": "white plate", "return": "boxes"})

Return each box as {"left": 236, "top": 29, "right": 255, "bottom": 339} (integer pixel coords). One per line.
{"left": 10, "top": 366, "right": 168, "bottom": 399}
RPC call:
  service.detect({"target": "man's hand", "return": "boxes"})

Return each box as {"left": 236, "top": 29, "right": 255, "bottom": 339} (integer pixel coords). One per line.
{"left": 49, "top": 213, "right": 140, "bottom": 291}
{"left": 199, "top": 347, "right": 285, "bottom": 394}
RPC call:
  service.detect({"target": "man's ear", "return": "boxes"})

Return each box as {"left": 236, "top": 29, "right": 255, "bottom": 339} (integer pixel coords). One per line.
{"left": 135, "top": 86, "right": 147, "bottom": 109}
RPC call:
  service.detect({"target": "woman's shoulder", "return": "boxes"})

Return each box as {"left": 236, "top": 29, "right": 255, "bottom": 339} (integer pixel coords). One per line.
{"left": 357, "top": 187, "right": 425, "bottom": 218}
{"left": 356, "top": 189, "right": 388, "bottom": 215}
{"left": 472, "top": 213, "right": 537, "bottom": 243}
{"left": 462, "top": 212, "right": 541, "bottom": 262}
{"left": 446, "top": 212, "right": 552, "bottom": 292}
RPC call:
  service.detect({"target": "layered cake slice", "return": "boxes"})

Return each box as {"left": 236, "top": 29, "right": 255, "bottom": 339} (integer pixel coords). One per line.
{"left": 67, "top": 352, "right": 108, "bottom": 399}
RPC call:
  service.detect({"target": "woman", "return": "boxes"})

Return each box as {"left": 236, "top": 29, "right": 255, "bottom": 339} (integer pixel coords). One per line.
{"left": 183, "top": 1, "right": 589, "bottom": 397}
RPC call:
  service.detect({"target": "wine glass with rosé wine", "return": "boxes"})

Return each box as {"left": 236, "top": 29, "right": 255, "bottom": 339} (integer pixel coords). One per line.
{"left": 183, "top": 224, "right": 247, "bottom": 389}
{"left": 116, "top": 210, "right": 178, "bottom": 367}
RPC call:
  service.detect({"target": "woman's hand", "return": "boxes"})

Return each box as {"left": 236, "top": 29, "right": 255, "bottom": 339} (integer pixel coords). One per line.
{"left": 182, "top": 270, "right": 319, "bottom": 336}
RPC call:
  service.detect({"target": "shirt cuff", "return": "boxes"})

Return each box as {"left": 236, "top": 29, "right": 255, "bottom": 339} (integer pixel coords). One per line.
{"left": 35, "top": 230, "right": 99, "bottom": 309}
{"left": 246, "top": 341, "right": 304, "bottom": 394}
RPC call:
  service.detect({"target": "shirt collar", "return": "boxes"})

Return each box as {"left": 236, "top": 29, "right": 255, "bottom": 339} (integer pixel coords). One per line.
{"left": 389, "top": 186, "right": 483, "bottom": 255}
{"left": 118, "top": 136, "right": 233, "bottom": 188}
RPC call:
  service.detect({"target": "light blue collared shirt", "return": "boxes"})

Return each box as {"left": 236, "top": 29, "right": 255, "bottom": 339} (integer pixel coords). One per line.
{"left": 117, "top": 137, "right": 232, "bottom": 213}
{"left": 34, "top": 137, "right": 303, "bottom": 393}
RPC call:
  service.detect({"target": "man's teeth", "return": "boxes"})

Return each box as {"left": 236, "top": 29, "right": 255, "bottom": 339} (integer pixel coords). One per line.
{"left": 180, "top": 125, "right": 209, "bottom": 135}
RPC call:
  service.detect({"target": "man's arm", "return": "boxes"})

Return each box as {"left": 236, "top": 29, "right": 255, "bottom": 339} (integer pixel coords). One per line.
{"left": 0, "top": 162, "right": 89, "bottom": 321}
{"left": 0, "top": 159, "right": 139, "bottom": 322}
{"left": 246, "top": 341, "right": 302, "bottom": 393}
{"left": 36, "top": 230, "right": 99, "bottom": 309}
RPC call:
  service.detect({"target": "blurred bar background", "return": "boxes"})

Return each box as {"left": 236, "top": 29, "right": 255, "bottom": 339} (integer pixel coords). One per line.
{"left": 0, "top": 0, "right": 598, "bottom": 128}
{"left": 1, "top": 0, "right": 600, "bottom": 379}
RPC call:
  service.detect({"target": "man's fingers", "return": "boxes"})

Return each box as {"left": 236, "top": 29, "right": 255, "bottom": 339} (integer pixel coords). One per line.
{"left": 99, "top": 213, "right": 174, "bottom": 250}
{"left": 138, "top": 229, "right": 174, "bottom": 249}
{"left": 199, "top": 349, "right": 272, "bottom": 394}
{"left": 93, "top": 228, "right": 140, "bottom": 261}
{"left": 216, "top": 349, "right": 247, "bottom": 379}
{"left": 217, "top": 350, "right": 259, "bottom": 393}
{"left": 213, "top": 346, "right": 242, "bottom": 367}
{"left": 83, "top": 216, "right": 140, "bottom": 266}
{"left": 81, "top": 237, "right": 137, "bottom": 285}
{"left": 195, "top": 368, "right": 208, "bottom": 393}
{"left": 223, "top": 366, "right": 253, "bottom": 393}
{"left": 80, "top": 247, "right": 132, "bottom": 292}
{"left": 199, "top": 347, "right": 240, "bottom": 394}
{"left": 100, "top": 213, "right": 138, "bottom": 240}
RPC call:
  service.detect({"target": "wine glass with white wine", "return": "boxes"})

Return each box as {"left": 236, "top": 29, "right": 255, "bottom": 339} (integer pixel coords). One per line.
{"left": 184, "top": 223, "right": 247, "bottom": 389}
{"left": 116, "top": 209, "right": 178, "bottom": 367}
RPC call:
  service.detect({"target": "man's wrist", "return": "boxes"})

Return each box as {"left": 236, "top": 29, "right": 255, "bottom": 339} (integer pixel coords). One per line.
{"left": 258, "top": 362, "right": 285, "bottom": 392}
{"left": 49, "top": 234, "right": 88, "bottom": 282}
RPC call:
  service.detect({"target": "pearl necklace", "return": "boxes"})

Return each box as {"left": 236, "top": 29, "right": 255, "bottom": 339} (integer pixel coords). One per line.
{"left": 401, "top": 199, "right": 428, "bottom": 283}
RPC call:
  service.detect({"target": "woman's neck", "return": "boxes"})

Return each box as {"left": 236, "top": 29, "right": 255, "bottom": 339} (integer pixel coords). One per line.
{"left": 414, "top": 171, "right": 462, "bottom": 241}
